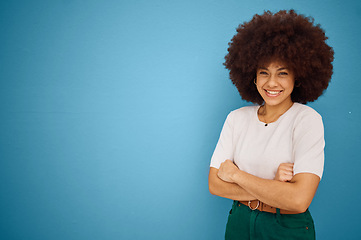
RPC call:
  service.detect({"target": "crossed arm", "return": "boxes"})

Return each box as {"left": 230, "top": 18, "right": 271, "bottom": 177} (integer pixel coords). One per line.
{"left": 208, "top": 160, "right": 320, "bottom": 212}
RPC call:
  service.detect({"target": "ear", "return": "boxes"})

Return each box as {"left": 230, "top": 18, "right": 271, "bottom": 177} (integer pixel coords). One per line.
{"left": 295, "top": 80, "right": 301, "bottom": 87}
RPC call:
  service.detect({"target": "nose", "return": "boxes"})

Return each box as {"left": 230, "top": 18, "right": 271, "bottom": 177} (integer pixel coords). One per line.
{"left": 267, "top": 74, "right": 279, "bottom": 87}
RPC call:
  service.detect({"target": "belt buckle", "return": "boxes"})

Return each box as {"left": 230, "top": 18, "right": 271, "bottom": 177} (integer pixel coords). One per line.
{"left": 248, "top": 200, "right": 260, "bottom": 210}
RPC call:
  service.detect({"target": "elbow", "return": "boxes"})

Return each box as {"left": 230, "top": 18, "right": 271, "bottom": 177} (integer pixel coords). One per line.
{"left": 293, "top": 204, "right": 309, "bottom": 213}
{"left": 292, "top": 198, "right": 311, "bottom": 213}
{"left": 208, "top": 176, "right": 221, "bottom": 197}
{"left": 208, "top": 168, "right": 220, "bottom": 196}
{"left": 208, "top": 181, "right": 217, "bottom": 196}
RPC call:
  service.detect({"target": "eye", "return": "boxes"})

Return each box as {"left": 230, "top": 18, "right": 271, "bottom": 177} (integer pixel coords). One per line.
{"left": 259, "top": 71, "right": 268, "bottom": 75}
{"left": 279, "top": 71, "right": 289, "bottom": 76}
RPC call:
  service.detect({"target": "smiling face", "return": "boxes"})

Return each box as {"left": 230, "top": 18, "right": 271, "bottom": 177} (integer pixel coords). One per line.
{"left": 256, "top": 61, "right": 295, "bottom": 108}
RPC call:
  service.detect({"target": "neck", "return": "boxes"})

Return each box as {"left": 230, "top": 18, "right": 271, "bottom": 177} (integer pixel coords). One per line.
{"left": 262, "top": 101, "right": 294, "bottom": 117}
{"left": 259, "top": 100, "right": 294, "bottom": 126}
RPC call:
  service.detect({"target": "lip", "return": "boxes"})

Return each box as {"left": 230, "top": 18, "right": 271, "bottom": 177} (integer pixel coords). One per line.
{"left": 264, "top": 89, "right": 283, "bottom": 97}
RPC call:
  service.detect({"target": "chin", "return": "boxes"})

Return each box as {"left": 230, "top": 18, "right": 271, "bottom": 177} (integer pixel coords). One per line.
{"left": 263, "top": 98, "right": 291, "bottom": 107}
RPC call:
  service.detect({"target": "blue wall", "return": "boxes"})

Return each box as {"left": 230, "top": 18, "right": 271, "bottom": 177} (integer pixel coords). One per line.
{"left": 1, "top": 0, "right": 360, "bottom": 239}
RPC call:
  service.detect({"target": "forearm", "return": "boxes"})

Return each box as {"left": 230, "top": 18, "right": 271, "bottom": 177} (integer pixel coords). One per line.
{"left": 232, "top": 170, "right": 319, "bottom": 212}
{"left": 208, "top": 167, "right": 256, "bottom": 201}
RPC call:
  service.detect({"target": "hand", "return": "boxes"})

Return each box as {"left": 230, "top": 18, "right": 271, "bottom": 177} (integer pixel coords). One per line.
{"left": 217, "top": 160, "right": 239, "bottom": 183}
{"left": 274, "top": 163, "right": 294, "bottom": 182}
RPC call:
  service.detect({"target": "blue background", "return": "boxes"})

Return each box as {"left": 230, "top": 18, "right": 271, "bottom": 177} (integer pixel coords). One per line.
{"left": 1, "top": 0, "right": 360, "bottom": 239}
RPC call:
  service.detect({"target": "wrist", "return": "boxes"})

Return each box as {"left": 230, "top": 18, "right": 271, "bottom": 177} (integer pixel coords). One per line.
{"left": 231, "top": 168, "right": 243, "bottom": 184}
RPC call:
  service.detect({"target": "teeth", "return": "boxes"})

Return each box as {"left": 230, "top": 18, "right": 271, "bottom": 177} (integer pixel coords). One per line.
{"left": 266, "top": 90, "right": 281, "bottom": 94}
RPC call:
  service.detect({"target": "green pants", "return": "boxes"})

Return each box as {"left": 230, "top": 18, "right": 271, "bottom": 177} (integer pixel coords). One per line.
{"left": 225, "top": 201, "right": 315, "bottom": 240}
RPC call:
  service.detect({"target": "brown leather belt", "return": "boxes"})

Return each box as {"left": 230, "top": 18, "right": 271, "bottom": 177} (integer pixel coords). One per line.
{"left": 238, "top": 200, "right": 303, "bottom": 214}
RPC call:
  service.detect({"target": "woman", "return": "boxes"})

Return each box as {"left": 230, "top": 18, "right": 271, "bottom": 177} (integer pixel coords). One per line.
{"left": 209, "top": 10, "right": 334, "bottom": 239}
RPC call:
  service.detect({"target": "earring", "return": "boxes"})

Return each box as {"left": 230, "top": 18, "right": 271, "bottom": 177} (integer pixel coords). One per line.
{"left": 295, "top": 81, "right": 301, "bottom": 87}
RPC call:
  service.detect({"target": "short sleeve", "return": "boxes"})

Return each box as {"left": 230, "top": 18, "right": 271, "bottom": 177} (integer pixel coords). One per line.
{"left": 293, "top": 111, "right": 325, "bottom": 179}
{"left": 210, "top": 112, "right": 234, "bottom": 169}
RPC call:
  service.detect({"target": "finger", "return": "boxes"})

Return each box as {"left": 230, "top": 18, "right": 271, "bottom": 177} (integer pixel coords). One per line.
{"left": 283, "top": 171, "right": 293, "bottom": 176}
{"left": 279, "top": 169, "right": 293, "bottom": 176}
{"left": 280, "top": 163, "right": 294, "bottom": 168}
{"left": 279, "top": 168, "right": 293, "bottom": 174}
{"left": 279, "top": 163, "right": 294, "bottom": 167}
{"left": 280, "top": 176, "right": 293, "bottom": 182}
{"left": 282, "top": 173, "right": 294, "bottom": 179}
{"left": 281, "top": 165, "right": 294, "bottom": 172}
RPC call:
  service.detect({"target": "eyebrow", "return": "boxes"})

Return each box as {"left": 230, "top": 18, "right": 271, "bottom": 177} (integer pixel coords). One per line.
{"left": 259, "top": 67, "right": 288, "bottom": 71}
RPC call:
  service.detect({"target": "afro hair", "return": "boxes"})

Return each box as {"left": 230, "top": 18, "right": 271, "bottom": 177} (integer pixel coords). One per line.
{"left": 224, "top": 10, "right": 334, "bottom": 104}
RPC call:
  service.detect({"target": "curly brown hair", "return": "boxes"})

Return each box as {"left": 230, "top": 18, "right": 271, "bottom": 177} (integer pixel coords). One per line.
{"left": 224, "top": 10, "right": 334, "bottom": 104}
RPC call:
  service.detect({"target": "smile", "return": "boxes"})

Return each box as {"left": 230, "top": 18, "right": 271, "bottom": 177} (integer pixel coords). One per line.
{"left": 265, "top": 89, "right": 283, "bottom": 96}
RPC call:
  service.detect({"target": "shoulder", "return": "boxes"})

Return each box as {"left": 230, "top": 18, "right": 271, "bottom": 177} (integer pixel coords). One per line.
{"left": 229, "top": 105, "right": 258, "bottom": 117}
{"left": 227, "top": 105, "right": 259, "bottom": 122}
{"left": 291, "top": 103, "right": 323, "bottom": 122}
{"left": 291, "top": 103, "right": 324, "bottom": 133}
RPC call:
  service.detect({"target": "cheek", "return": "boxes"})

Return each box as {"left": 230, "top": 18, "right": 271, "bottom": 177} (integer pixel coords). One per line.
{"left": 287, "top": 83, "right": 295, "bottom": 92}
{"left": 288, "top": 77, "right": 295, "bottom": 88}
{"left": 283, "top": 79, "right": 295, "bottom": 92}
{"left": 256, "top": 85, "right": 264, "bottom": 95}
{"left": 256, "top": 79, "right": 265, "bottom": 91}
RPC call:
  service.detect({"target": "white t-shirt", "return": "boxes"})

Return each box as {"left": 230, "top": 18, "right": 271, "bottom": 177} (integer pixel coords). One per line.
{"left": 210, "top": 103, "right": 324, "bottom": 179}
